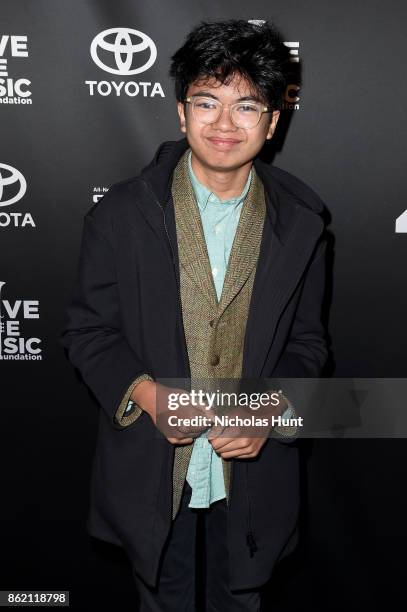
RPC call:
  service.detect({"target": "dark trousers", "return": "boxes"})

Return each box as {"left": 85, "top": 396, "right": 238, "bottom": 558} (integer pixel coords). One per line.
{"left": 133, "top": 480, "right": 262, "bottom": 611}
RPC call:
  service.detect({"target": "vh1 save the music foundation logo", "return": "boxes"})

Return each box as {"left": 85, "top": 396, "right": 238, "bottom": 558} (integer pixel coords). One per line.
{"left": 0, "top": 281, "right": 42, "bottom": 360}
{"left": 0, "top": 34, "right": 32, "bottom": 105}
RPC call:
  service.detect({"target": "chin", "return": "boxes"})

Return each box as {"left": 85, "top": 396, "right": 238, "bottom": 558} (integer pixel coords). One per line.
{"left": 201, "top": 152, "right": 236, "bottom": 164}
{"left": 200, "top": 149, "right": 242, "bottom": 166}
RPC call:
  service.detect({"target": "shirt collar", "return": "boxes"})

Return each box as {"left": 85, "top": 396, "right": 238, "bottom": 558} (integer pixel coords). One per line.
{"left": 187, "top": 149, "right": 252, "bottom": 213}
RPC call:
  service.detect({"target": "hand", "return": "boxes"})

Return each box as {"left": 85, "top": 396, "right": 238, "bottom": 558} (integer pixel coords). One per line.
{"left": 131, "top": 381, "right": 216, "bottom": 445}
{"left": 208, "top": 430, "right": 269, "bottom": 459}
{"left": 206, "top": 390, "right": 288, "bottom": 458}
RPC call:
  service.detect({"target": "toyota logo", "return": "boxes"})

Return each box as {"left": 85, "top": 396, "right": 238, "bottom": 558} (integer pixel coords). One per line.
{"left": 0, "top": 163, "right": 27, "bottom": 207}
{"left": 90, "top": 27, "right": 157, "bottom": 75}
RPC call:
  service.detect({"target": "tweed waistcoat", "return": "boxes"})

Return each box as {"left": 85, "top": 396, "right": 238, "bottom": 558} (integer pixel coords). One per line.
{"left": 171, "top": 150, "right": 266, "bottom": 520}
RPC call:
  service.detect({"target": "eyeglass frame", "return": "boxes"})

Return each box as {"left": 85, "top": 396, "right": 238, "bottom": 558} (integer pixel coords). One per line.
{"left": 184, "top": 95, "right": 272, "bottom": 129}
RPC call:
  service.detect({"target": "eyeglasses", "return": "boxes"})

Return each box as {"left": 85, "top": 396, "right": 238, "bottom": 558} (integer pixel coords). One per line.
{"left": 184, "top": 96, "right": 271, "bottom": 129}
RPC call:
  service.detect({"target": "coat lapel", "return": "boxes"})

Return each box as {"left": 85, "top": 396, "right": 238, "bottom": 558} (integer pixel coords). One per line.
{"left": 172, "top": 152, "right": 219, "bottom": 309}
{"left": 217, "top": 168, "right": 265, "bottom": 317}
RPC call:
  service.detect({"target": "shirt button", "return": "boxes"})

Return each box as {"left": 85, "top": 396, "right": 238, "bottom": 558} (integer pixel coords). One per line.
{"left": 210, "top": 354, "right": 220, "bottom": 366}
{"left": 214, "top": 224, "right": 222, "bottom": 234}
{"left": 212, "top": 267, "right": 218, "bottom": 277}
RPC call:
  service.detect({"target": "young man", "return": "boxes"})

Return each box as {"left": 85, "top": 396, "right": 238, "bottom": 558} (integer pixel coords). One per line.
{"left": 62, "top": 19, "right": 328, "bottom": 611}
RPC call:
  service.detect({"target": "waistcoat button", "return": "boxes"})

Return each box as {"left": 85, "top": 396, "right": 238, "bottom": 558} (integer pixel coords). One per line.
{"left": 210, "top": 354, "right": 220, "bottom": 366}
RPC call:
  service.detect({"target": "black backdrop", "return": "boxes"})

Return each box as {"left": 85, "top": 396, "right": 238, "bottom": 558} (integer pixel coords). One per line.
{"left": 1, "top": 1, "right": 406, "bottom": 610}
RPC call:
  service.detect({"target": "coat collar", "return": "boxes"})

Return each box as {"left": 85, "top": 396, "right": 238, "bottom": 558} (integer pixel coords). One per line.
{"left": 138, "top": 137, "right": 324, "bottom": 247}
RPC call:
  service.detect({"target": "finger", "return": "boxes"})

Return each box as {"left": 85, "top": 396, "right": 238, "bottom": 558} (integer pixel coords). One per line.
{"left": 177, "top": 426, "right": 206, "bottom": 435}
{"left": 208, "top": 436, "right": 231, "bottom": 450}
{"left": 220, "top": 447, "right": 254, "bottom": 458}
{"left": 208, "top": 425, "right": 241, "bottom": 440}
{"left": 182, "top": 422, "right": 215, "bottom": 434}
{"left": 211, "top": 438, "right": 250, "bottom": 452}
{"left": 179, "top": 422, "right": 214, "bottom": 435}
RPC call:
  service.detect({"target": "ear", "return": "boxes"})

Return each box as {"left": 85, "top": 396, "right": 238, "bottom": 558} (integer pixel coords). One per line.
{"left": 177, "top": 101, "right": 187, "bottom": 134}
{"left": 266, "top": 110, "right": 280, "bottom": 140}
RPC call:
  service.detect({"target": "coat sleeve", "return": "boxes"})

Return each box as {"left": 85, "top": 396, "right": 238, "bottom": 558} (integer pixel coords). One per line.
{"left": 270, "top": 392, "right": 299, "bottom": 441}
{"left": 115, "top": 373, "right": 154, "bottom": 428}
{"left": 270, "top": 235, "right": 329, "bottom": 443}
{"left": 60, "top": 203, "right": 154, "bottom": 430}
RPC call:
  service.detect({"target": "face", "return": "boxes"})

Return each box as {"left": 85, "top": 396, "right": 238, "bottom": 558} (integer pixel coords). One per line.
{"left": 177, "top": 72, "right": 280, "bottom": 172}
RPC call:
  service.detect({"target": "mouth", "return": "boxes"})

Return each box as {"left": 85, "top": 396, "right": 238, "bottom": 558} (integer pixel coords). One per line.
{"left": 207, "top": 137, "right": 242, "bottom": 149}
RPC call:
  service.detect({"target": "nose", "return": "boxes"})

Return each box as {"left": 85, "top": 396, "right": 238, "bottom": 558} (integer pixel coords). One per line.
{"left": 213, "top": 105, "right": 237, "bottom": 131}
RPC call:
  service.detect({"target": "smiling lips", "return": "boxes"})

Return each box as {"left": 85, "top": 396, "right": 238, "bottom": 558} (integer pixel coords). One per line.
{"left": 207, "top": 137, "right": 242, "bottom": 148}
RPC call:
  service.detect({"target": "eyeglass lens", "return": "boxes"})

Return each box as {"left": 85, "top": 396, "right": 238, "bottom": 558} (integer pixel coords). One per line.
{"left": 191, "top": 96, "right": 262, "bottom": 128}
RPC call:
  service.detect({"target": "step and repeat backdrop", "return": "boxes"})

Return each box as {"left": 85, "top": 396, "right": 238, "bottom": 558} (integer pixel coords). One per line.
{"left": 1, "top": 1, "right": 406, "bottom": 610}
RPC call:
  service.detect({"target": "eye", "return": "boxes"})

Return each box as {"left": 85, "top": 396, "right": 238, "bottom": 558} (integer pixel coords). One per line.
{"left": 195, "top": 97, "right": 217, "bottom": 109}
{"left": 236, "top": 104, "right": 258, "bottom": 113}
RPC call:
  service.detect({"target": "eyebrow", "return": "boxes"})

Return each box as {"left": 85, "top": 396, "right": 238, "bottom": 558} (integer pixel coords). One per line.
{"left": 190, "top": 90, "right": 264, "bottom": 104}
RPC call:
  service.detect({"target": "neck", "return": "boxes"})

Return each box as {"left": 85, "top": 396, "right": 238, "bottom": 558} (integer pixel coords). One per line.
{"left": 190, "top": 152, "right": 252, "bottom": 201}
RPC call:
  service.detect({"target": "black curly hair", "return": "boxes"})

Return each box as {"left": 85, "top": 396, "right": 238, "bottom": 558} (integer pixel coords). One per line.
{"left": 169, "top": 19, "right": 292, "bottom": 112}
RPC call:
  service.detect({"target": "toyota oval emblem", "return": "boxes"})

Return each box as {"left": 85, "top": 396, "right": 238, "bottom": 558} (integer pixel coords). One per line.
{"left": 0, "top": 163, "right": 27, "bottom": 207}
{"left": 90, "top": 27, "right": 157, "bottom": 75}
